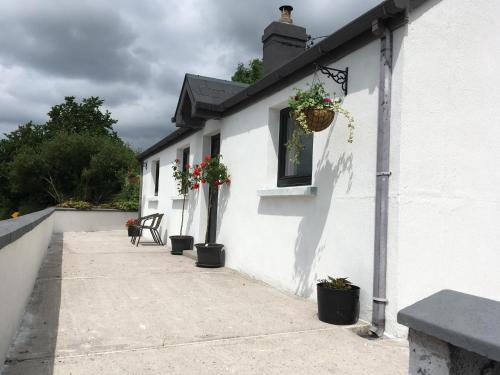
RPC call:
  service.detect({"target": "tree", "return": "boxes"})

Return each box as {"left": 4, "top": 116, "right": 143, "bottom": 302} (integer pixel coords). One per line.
{"left": 0, "top": 96, "right": 137, "bottom": 218}
{"left": 45, "top": 96, "right": 118, "bottom": 138}
{"left": 231, "top": 58, "right": 263, "bottom": 84}
{"left": 8, "top": 133, "right": 136, "bottom": 205}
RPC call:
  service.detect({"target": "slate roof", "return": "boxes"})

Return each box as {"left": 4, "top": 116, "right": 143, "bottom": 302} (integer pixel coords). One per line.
{"left": 185, "top": 74, "right": 248, "bottom": 106}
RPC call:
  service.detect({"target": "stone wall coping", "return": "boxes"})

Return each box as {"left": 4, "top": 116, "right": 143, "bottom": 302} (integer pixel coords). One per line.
{"left": 0, "top": 208, "right": 137, "bottom": 251}
{"left": 0, "top": 208, "right": 55, "bottom": 251}
{"left": 398, "top": 289, "right": 500, "bottom": 362}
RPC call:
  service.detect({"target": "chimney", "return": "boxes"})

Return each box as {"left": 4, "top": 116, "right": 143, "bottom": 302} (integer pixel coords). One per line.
{"left": 262, "top": 5, "right": 308, "bottom": 76}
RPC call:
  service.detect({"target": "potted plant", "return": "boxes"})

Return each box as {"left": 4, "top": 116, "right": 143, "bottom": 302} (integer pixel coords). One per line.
{"left": 287, "top": 81, "right": 354, "bottom": 164}
{"left": 126, "top": 218, "right": 139, "bottom": 237}
{"left": 317, "top": 276, "right": 360, "bottom": 325}
{"left": 192, "top": 154, "right": 230, "bottom": 268}
{"left": 169, "top": 159, "right": 195, "bottom": 255}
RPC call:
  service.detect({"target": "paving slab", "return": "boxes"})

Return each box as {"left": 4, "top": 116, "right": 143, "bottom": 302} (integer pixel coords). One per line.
{"left": 2, "top": 231, "right": 408, "bottom": 374}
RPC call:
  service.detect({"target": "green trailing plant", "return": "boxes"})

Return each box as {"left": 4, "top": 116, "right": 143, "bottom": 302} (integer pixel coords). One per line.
{"left": 172, "top": 159, "right": 196, "bottom": 236}
{"left": 192, "top": 155, "right": 231, "bottom": 244}
{"left": 287, "top": 81, "right": 354, "bottom": 164}
{"left": 318, "top": 276, "right": 353, "bottom": 290}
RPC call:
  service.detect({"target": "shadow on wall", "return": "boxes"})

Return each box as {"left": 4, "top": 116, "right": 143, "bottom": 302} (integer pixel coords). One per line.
{"left": 185, "top": 190, "right": 198, "bottom": 238}
{"left": 257, "top": 125, "right": 353, "bottom": 298}
{"left": 3, "top": 233, "right": 63, "bottom": 375}
{"left": 216, "top": 185, "right": 230, "bottom": 242}
{"left": 293, "top": 147, "right": 353, "bottom": 298}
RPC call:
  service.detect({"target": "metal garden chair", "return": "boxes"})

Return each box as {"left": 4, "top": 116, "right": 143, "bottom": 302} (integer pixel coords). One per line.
{"left": 132, "top": 213, "right": 164, "bottom": 246}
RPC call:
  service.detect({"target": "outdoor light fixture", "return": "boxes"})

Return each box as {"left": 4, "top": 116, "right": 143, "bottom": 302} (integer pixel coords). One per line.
{"left": 143, "top": 161, "right": 147, "bottom": 170}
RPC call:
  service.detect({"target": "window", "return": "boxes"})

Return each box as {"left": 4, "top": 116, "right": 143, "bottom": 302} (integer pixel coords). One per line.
{"left": 277, "top": 108, "right": 313, "bottom": 187}
{"left": 153, "top": 160, "right": 160, "bottom": 196}
{"left": 182, "top": 147, "right": 190, "bottom": 172}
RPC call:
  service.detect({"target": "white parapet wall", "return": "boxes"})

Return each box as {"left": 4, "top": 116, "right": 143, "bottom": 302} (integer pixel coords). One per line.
{"left": 0, "top": 208, "right": 137, "bottom": 367}
{"left": 53, "top": 209, "right": 137, "bottom": 233}
{"left": 0, "top": 209, "right": 55, "bottom": 367}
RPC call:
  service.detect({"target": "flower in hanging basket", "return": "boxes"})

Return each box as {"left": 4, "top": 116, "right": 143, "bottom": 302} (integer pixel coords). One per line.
{"left": 287, "top": 81, "right": 354, "bottom": 164}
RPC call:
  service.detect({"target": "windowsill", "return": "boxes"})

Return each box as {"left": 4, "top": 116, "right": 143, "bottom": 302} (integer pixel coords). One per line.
{"left": 171, "top": 195, "right": 189, "bottom": 201}
{"left": 147, "top": 196, "right": 159, "bottom": 202}
{"left": 257, "top": 186, "right": 317, "bottom": 197}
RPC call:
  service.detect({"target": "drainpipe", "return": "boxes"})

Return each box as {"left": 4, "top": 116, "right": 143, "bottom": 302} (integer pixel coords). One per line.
{"left": 369, "top": 21, "right": 393, "bottom": 338}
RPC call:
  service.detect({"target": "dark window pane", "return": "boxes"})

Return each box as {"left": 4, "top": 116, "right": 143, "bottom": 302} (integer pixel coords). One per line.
{"left": 278, "top": 108, "right": 313, "bottom": 187}
{"left": 284, "top": 120, "right": 313, "bottom": 177}
{"left": 154, "top": 160, "right": 160, "bottom": 196}
{"left": 182, "top": 147, "right": 190, "bottom": 172}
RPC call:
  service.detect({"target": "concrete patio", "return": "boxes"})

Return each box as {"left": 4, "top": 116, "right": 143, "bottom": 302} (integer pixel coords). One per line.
{"left": 2, "top": 231, "right": 408, "bottom": 374}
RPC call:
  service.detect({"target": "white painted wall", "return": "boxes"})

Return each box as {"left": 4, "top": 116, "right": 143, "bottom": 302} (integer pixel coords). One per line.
{"left": 140, "top": 0, "right": 500, "bottom": 338}
{"left": 0, "top": 215, "right": 54, "bottom": 366}
{"left": 53, "top": 209, "right": 137, "bottom": 233}
{"left": 141, "top": 40, "right": 383, "bottom": 326}
{"left": 387, "top": 0, "right": 500, "bottom": 337}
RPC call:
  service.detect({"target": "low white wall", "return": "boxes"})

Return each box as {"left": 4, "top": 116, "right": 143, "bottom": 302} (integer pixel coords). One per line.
{"left": 0, "top": 212, "right": 54, "bottom": 367}
{"left": 53, "top": 209, "right": 137, "bottom": 233}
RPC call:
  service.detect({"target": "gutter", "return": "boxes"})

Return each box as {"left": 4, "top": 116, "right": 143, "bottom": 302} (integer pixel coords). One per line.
{"left": 369, "top": 21, "right": 395, "bottom": 337}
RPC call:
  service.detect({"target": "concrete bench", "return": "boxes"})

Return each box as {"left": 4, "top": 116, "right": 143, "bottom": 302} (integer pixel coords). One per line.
{"left": 398, "top": 290, "right": 500, "bottom": 374}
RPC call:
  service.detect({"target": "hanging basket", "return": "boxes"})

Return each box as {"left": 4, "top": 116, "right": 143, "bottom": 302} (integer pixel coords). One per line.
{"left": 293, "top": 109, "right": 336, "bottom": 132}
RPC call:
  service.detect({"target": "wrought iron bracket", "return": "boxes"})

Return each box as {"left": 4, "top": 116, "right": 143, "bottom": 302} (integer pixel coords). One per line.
{"left": 314, "top": 63, "right": 349, "bottom": 96}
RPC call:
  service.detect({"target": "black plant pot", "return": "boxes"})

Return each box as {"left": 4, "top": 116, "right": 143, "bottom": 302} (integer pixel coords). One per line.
{"left": 317, "top": 283, "right": 360, "bottom": 325}
{"left": 195, "top": 243, "right": 224, "bottom": 268}
{"left": 128, "top": 226, "right": 140, "bottom": 237}
{"left": 169, "top": 235, "right": 194, "bottom": 255}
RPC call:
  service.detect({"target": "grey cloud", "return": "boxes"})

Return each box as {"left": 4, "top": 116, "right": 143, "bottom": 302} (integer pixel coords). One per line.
{"left": 0, "top": 4, "right": 150, "bottom": 83}
{"left": 0, "top": 0, "right": 382, "bottom": 149}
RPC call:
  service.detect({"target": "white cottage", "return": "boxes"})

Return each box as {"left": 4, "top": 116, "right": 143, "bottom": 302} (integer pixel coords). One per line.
{"left": 138, "top": 0, "right": 500, "bottom": 338}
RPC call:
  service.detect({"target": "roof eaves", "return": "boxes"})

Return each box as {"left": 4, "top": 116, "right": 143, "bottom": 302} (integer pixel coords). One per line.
{"left": 137, "top": 128, "right": 199, "bottom": 161}
{"left": 219, "top": 0, "right": 410, "bottom": 115}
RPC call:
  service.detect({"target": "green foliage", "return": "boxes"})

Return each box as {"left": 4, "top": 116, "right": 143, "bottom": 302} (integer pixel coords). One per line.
{"left": 113, "top": 174, "right": 140, "bottom": 212}
{"left": 318, "top": 276, "right": 353, "bottom": 290}
{"left": 195, "top": 155, "right": 230, "bottom": 188}
{"left": 172, "top": 159, "right": 195, "bottom": 195}
{"left": 45, "top": 96, "right": 118, "bottom": 138}
{"left": 57, "top": 200, "right": 92, "bottom": 210}
{"left": 287, "top": 81, "right": 354, "bottom": 164}
{"left": 193, "top": 155, "right": 231, "bottom": 243}
{"left": 231, "top": 58, "right": 263, "bottom": 84}
{"left": 0, "top": 96, "right": 138, "bottom": 217}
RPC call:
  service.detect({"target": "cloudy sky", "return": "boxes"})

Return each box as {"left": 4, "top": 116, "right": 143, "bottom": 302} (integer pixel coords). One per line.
{"left": 0, "top": 0, "right": 382, "bottom": 151}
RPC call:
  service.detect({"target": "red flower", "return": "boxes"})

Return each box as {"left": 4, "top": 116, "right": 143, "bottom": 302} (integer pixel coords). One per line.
{"left": 323, "top": 97, "right": 333, "bottom": 103}
{"left": 200, "top": 161, "right": 207, "bottom": 168}
{"left": 175, "top": 159, "right": 180, "bottom": 163}
{"left": 193, "top": 183, "right": 200, "bottom": 189}
{"left": 185, "top": 163, "right": 191, "bottom": 169}
{"left": 193, "top": 168, "right": 200, "bottom": 176}
{"left": 201, "top": 178, "right": 206, "bottom": 184}
{"left": 204, "top": 155, "right": 211, "bottom": 162}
